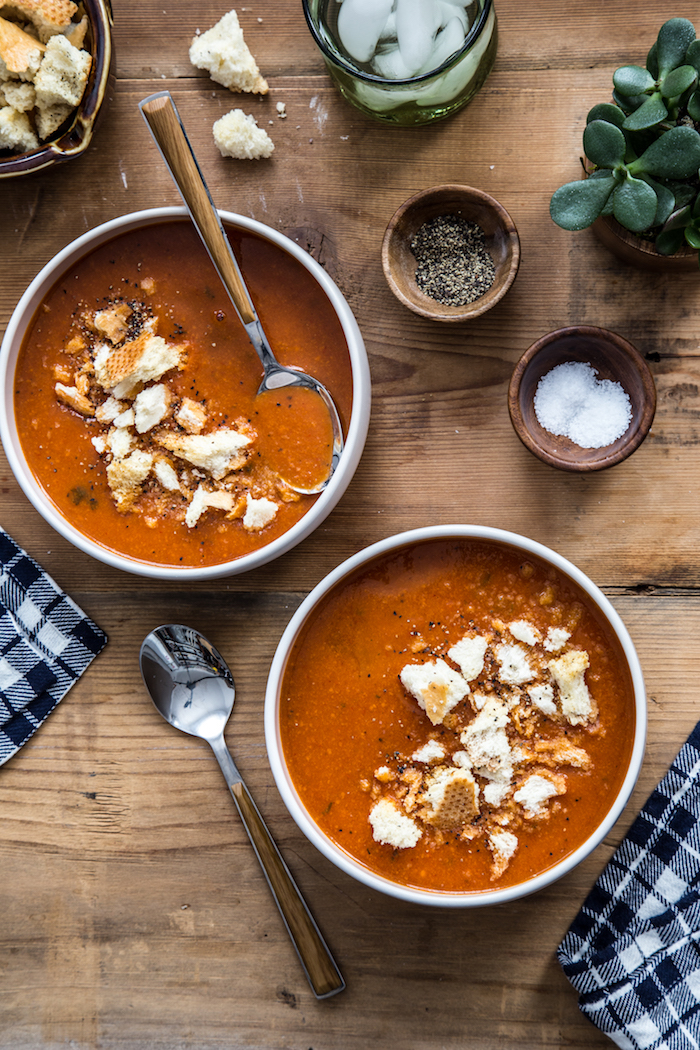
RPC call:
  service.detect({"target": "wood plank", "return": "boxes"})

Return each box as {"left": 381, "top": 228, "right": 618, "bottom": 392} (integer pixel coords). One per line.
{"left": 3, "top": 1, "right": 700, "bottom": 1046}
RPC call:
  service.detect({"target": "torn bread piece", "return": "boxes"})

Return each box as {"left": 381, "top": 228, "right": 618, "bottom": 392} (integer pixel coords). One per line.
{"left": 94, "top": 332, "right": 184, "bottom": 400}
{"left": 0, "top": 103, "right": 37, "bottom": 149}
{"left": 242, "top": 493, "right": 278, "bottom": 531}
{"left": 185, "top": 484, "right": 236, "bottom": 529}
{"left": 548, "top": 649, "right": 596, "bottom": 726}
{"left": 400, "top": 658, "right": 470, "bottom": 726}
{"left": 34, "top": 32, "right": 91, "bottom": 108}
{"left": 369, "top": 798, "right": 422, "bottom": 849}
{"left": 93, "top": 303, "right": 133, "bottom": 345}
{"left": 189, "top": 9, "right": 268, "bottom": 94}
{"left": 156, "top": 427, "right": 252, "bottom": 480}
{"left": 0, "top": 15, "right": 44, "bottom": 78}
{"left": 421, "top": 766, "right": 479, "bottom": 830}
{"left": 0, "top": 0, "right": 78, "bottom": 41}
{"left": 488, "top": 829, "right": 518, "bottom": 880}
{"left": 213, "top": 108, "right": 274, "bottom": 160}
{"left": 106, "top": 450, "right": 153, "bottom": 512}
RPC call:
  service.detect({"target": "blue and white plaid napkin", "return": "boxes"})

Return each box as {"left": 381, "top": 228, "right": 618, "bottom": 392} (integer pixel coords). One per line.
{"left": 0, "top": 528, "right": 107, "bottom": 765}
{"left": 559, "top": 721, "right": 700, "bottom": 1050}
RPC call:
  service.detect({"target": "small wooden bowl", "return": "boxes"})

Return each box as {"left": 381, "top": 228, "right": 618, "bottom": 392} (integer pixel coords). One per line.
{"left": 508, "top": 326, "right": 656, "bottom": 472}
{"left": 381, "top": 184, "right": 520, "bottom": 321}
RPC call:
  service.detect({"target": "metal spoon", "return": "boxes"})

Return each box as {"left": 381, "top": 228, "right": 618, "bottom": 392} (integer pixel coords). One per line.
{"left": 139, "top": 90, "right": 343, "bottom": 496}
{"left": 139, "top": 623, "right": 345, "bottom": 999}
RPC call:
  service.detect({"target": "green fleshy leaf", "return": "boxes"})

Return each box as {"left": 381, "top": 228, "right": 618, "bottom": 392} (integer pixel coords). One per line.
{"left": 613, "top": 65, "right": 655, "bottom": 96}
{"left": 656, "top": 18, "right": 696, "bottom": 78}
{"left": 685, "top": 226, "right": 700, "bottom": 248}
{"left": 646, "top": 179, "right": 676, "bottom": 225}
{"left": 661, "top": 63, "right": 698, "bottom": 98}
{"left": 686, "top": 40, "right": 700, "bottom": 74}
{"left": 622, "top": 92, "right": 668, "bottom": 131}
{"left": 586, "top": 103, "right": 626, "bottom": 128}
{"left": 688, "top": 89, "right": 700, "bottom": 121}
{"left": 655, "top": 227, "right": 686, "bottom": 254}
{"left": 550, "top": 176, "right": 616, "bottom": 231}
{"left": 583, "top": 120, "right": 626, "bottom": 168}
{"left": 612, "top": 176, "right": 658, "bottom": 232}
{"left": 631, "top": 124, "right": 700, "bottom": 178}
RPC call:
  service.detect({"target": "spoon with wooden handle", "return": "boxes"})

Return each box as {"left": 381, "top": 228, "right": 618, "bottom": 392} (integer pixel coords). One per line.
{"left": 139, "top": 623, "right": 345, "bottom": 999}
{"left": 139, "top": 90, "right": 343, "bottom": 495}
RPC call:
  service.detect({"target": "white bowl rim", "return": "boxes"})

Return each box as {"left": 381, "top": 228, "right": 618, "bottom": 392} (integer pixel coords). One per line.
{"left": 0, "top": 206, "right": 371, "bottom": 579}
{"left": 264, "top": 523, "right": 647, "bottom": 908}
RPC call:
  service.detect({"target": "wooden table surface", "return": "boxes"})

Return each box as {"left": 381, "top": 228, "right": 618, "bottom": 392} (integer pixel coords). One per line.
{"left": 3, "top": 1, "right": 700, "bottom": 1046}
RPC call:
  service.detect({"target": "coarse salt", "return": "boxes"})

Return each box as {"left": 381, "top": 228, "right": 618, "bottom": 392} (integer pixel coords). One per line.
{"left": 533, "top": 361, "right": 632, "bottom": 449}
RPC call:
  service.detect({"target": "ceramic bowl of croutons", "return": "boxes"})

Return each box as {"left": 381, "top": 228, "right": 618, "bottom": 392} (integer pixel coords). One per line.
{"left": 0, "top": 0, "right": 114, "bottom": 178}
{"left": 265, "top": 524, "right": 646, "bottom": 906}
{"left": 0, "top": 206, "right": 371, "bottom": 579}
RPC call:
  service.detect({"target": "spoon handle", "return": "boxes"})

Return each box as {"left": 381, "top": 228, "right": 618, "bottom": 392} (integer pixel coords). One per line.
{"left": 139, "top": 91, "right": 256, "bottom": 326}
{"left": 228, "top": 780, "right": 345, "bottom": 999}
{"left": 228, "top": 778, "right": 345, "bottom": 998}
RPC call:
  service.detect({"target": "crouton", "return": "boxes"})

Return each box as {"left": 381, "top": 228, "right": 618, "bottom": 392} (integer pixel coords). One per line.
{"left": 400, "top": 658, "right": 470, "bottom": 726}
{"left": 184, "top": 484, "right": 236, "bottom": 528}
{"left": 0, "top": 0, "right": 78, "bottom": 41}
{"left": 152, "top": 457, "right": 180, "bottom": 492}
{"left": 189, "top": 10, "right": 268, "bottom": 94}
{"left": 213, "top": 109, "right": 274, "bottom": 160}
{"left": 0, "top": 103, "right": 37, "bottom": 149}
{"left": 34, "top": 97, "right": 69, "bottom": 137}
{"left": 34, "top": 32, "right": 90, "bottom": 108}
{"left": 54, "top": 381, "right": 94, "bottom": 415}
{"left": 175, "top": 397, "right": 207, "bottom": 433}
{"left": 548, "top": 649, "right": 596, "bottom": 725}
{"left": 2, "top": 78, "right": 34, "bottom": 110}
{"left": 242, "top": 492, "right": 277, "bottom": 531}
{"left": 133, "top": 383, "right": 170, "bottom": 433}
{"left": 0, "top": 15, "right": 44, "bottom": 78}
{"left": 94, "top": 332, "right": 184, "bottom": 400}
{"left": 106, "top": 450, "right": 153, "bottom": 512}
{"left": 488, "top": 829, "right": 518, "bottom": 879}
{"left": 93, "top": 303, "right": 132, "bottom": 345}
{"left": 421, "top": 766, "right": 479, "bottom": 830}
{"left": 494, "top": 642, "right": 535, "bottom": 685}
{"left": 513, "top": 773, "right": 565, "bottom": 817}
{"left": 411, "top": 740, "right": 446, "bottom": 764}
{"left": 156, "top": 427, "right": 251, "bottom": 480}
{"left": 369, "top": 798, "right": 422, "bottom": 849}
{"left": 447, "top": 633, "right": 488, "bottom": 681}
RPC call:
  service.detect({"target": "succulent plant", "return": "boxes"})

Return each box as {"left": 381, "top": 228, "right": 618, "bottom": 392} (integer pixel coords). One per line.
{"left": 550, "top": 18, "right": 700, "bottom": 261}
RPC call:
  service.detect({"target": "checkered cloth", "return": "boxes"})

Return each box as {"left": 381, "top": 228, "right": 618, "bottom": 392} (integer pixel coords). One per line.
{"left": 559, "top": 721, "right": 700, "bottom": 1050}
{"left": 0, "top": 528, "right": 107, "bottom": 765}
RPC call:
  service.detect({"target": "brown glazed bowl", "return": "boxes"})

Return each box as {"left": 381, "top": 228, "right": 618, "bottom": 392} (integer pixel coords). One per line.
{"left": 508, "top": 326, "right": 657, "bottom": 472}
{"left": 0, "top": 0, "right": 114, "bottom": 179}
{"left": 381, "top": 184, "right": 520, "bottom": 321}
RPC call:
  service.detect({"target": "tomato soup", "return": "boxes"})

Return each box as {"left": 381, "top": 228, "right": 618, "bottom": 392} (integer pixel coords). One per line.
{"left": 279, "top": 538, "right": 637, "bottom": 894}
{"left": 13, "top": 220, "right": 354, "bottom": 568}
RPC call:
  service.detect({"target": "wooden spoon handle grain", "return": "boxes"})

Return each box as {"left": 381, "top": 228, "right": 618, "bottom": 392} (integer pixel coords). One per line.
{"left": 230, "top": 780, "right": 346, "bottom": 999}
{"left": 139, "top": 91, "right": 256, "bottom": 325}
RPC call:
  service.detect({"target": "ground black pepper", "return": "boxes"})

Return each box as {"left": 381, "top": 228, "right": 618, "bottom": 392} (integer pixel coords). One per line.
{"left": 411, "top": 214, "right": 496, "bottom": 306}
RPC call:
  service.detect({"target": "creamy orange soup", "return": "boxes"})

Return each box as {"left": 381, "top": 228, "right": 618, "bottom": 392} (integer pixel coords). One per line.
{"left": 14, "top": 220, "right": 354, "bottom": 568}
{"left": 280, "top": 538, "right": 637, "bottom": 894}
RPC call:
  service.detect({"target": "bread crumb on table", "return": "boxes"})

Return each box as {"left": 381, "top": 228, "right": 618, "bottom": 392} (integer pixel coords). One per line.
{"left": 213, "top": 108, "right": 274, "bottom": 159}
{"left": 189, "top": 9, "right": 268, "bottom": 94}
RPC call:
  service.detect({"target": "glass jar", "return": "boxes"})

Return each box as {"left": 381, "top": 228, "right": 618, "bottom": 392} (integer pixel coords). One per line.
{"left": 301, "top": 0, "right": 497, "bottom": 126}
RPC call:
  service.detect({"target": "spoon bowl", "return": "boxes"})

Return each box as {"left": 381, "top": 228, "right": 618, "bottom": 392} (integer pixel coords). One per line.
{"left": 139, "top": 624, "right": 344, "bottom": 998}
{"left": 139, "top": 91, "right": 343, "bottom": 495}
